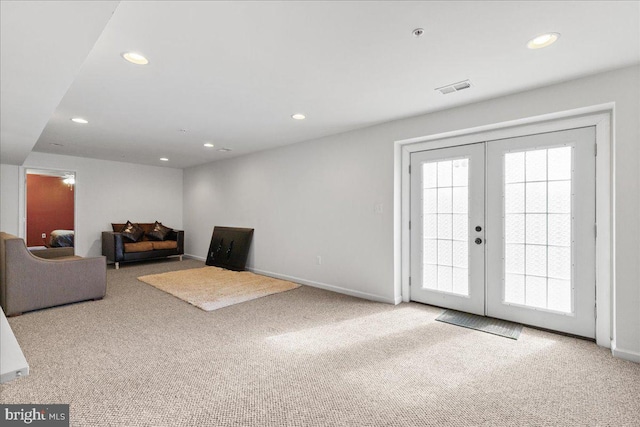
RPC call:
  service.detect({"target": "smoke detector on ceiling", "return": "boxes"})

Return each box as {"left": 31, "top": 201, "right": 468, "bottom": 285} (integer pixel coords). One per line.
{"left": 435, "top": 80, "right": 472, "bottom": 95}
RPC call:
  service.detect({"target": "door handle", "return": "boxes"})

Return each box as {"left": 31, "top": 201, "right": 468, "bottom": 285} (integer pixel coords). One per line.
{"left": 475, "top": 238, "right": 483, "bottom": 245}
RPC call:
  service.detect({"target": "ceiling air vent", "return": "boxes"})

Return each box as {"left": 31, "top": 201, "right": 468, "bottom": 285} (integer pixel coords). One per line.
{"left": 435, "top": 79, "right": 472, "bottom": 95}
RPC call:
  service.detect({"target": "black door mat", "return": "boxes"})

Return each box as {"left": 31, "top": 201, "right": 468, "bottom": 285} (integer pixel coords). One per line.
{"left": 435, "top": 310, "right": 523, "bottom": 340}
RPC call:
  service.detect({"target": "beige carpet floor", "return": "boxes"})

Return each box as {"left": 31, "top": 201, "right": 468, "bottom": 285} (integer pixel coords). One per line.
{"left": 1, "top": 258, "right": 639, "bottom": 426}
{"left": 138, "top": 266, "right": 300, "bottom": 311}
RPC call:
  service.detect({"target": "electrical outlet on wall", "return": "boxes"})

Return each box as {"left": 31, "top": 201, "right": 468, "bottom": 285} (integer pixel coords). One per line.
{"left": 41, "top": 233, "right": 46, "bottom": 239}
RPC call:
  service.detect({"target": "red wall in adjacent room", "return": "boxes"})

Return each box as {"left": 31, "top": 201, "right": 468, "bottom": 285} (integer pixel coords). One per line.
{"left": 26, "top": 175, "right": 75, "bottom": 247}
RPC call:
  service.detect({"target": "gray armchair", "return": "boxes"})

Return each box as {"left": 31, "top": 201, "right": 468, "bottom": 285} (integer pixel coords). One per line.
{"left": 0, "top": 232, "right": 106, "bottom": 316}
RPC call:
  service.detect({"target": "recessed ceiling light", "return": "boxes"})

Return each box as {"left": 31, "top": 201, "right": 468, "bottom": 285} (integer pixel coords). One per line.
{"left": 160, "top": 157, "right": 169, "bottom": 161}
{"left": 122, "top": 52, "right": 149, "bottom": 65}
{"left": 217, "top": 148, "right": 232, "bottom": 152}
{"left": 527, "top": 32, "right": 560, "bottom": 49}
{"left": 204, "top": 143, "right": 215, "bottom": 148}
{"left": 50, "top": 142, "right": 64, "bottom": 147}
{"left": 291, "top": 113, "right": 306, "bottom": 120}
{"left": 71, "top": 117, "right": 88, "bottom": 124}
{"left": 412, "top": 28, "right": 424, "bottom": 37}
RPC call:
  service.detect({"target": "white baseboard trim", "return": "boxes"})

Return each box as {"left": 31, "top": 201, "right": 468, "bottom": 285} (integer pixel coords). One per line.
{"left": 247, "top": 267, "right": 396, "bottom": 304}
{"left": 611, "top": 340, "right": 640, "bottom": 363}
{"left": 184, "top": 253, "right": 205, "bottom": 261}
{"left": 183, "top": 255, "right": 396, "bottom": 304}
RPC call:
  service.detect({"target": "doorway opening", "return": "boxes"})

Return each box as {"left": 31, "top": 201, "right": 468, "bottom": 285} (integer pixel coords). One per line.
{"left": 25, "top": 169, "right": 76, "bottom": 253}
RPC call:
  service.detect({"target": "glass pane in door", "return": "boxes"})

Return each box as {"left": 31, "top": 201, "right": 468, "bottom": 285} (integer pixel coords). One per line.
{"left": 422, "top": 158, "right": 469, "bottom": 295}
{"left": 503, "top": 147, "right": 573, "bottom": 313}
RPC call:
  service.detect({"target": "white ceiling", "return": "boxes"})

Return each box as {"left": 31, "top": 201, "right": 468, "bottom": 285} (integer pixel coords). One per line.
{"left": 0, "top": 0, "right": 119, "bottom": 165}
{"left": 2, "top": 1, "right": 639, "bottom": 169}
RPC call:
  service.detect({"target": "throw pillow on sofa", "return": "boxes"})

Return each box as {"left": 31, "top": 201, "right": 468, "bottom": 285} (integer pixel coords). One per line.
{"left": 146, "top": 221, "right": 173, "bottom": 241}
{"left": 120, "top": 221, "right": 145, "bottom": 242}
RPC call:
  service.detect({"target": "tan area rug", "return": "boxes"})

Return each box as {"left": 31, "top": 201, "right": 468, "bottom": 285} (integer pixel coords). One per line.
{"left": 137, "top": 266, "right": 300, "bottom": 311}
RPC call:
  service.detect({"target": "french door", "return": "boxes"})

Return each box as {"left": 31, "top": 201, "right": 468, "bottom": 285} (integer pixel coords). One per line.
{"left": 410, "top": 127, "right": 596, "bottom": 338}
{"left": 410, "top": 143, "right": 486, "bottom": 315}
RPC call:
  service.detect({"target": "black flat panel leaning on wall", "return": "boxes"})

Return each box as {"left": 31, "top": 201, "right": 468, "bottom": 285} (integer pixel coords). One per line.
{"left": 205, "top": 226, "right": 254, "bottom": 271}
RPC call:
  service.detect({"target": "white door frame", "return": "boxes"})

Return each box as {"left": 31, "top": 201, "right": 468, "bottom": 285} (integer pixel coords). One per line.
{"left": 394, "top": 103, "right": 613, "bottom": 348}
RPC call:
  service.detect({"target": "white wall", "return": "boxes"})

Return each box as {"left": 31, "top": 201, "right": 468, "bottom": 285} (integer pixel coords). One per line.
{"left": 184, "top": 65, "right": 640, "bottom": 358}
{"left": 185, "top": 126, "right": 392, "bottom": 302}
{"left": 17, "top": 153, "right": 183, "bottom": 257}
{"left": 0, "top": 163, "right": 20, "bottom": 234}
